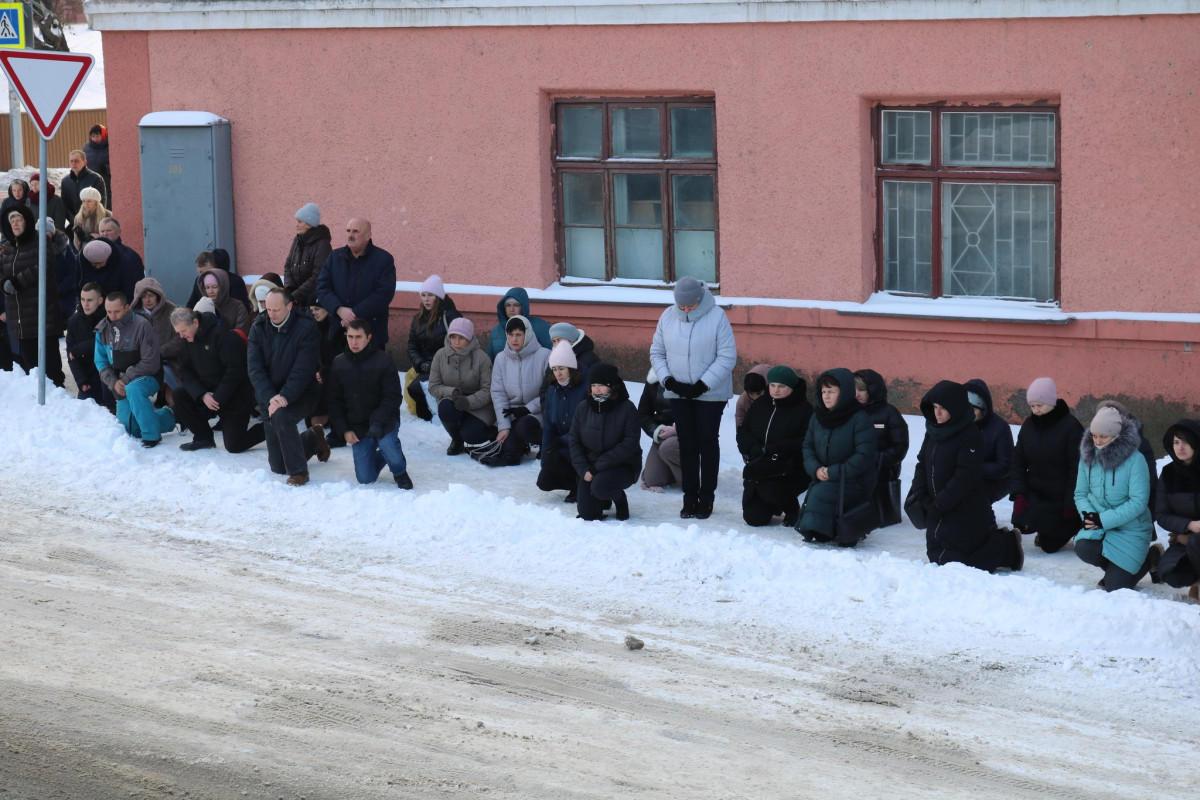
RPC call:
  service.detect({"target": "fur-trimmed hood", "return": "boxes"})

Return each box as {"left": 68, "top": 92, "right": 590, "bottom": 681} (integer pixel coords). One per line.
{"left": 1079, "top": 415, "right": 1141, "bottom": 471}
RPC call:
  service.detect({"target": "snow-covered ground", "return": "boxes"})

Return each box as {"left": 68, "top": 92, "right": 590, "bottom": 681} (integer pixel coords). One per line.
{"left": 1, "top": 366, "right": 1197, "bottom": 797}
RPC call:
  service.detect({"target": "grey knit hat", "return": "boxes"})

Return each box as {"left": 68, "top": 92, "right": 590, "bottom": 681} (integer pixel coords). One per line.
{"left": 549, "top": 322, "right": 581, "bottom": 344}
{"left": 673, "top": 276, "right": 705, "bottom": 308}
{"left": 295, "top": 202, "right": 320, "bottom": 227}
{"left": 1090, "top": 406, "right": 1123, "bottom": 437}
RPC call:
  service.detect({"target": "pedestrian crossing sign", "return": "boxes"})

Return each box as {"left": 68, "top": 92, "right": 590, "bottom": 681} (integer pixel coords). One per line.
{"left": 0, "top": 4, "right": 24, "bottom": 49}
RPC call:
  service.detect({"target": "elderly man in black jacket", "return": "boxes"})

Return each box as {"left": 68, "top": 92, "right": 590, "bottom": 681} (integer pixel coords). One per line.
{"left": 247, "top": 287, "right": 329, "bottom": 486}
{"left": 171, "top": 306, "right": 265, "bottom": 454}
{"left": 328, "top": 319, "right": 412, "bottom": 489}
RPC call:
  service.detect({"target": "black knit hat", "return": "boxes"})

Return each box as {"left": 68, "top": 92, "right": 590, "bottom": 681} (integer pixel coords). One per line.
{"left": 743, "top": 372, "right": 766, "bottom": 394}
{"left": 589, "top": 363, "right": 620, "bottom": 388}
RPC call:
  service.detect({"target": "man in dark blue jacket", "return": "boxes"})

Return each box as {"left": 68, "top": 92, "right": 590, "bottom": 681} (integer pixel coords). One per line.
{"left": 316, "top": 218, "right": 396, "bottom": 350}
{"left": 247, "top": 287, "right": 329, "bottom": 485}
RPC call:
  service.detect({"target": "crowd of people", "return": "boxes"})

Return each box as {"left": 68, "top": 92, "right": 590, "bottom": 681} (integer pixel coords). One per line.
{"left": 2, "top": 194, "right": 1197, "bottom": 601}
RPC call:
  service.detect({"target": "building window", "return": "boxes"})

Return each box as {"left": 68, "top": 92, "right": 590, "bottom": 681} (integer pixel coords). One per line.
{"left": 875, "top": 106, "right": 1060, "bottom": 301}
{"left": 554, "top": 98, "right": 718, "bottom": 284}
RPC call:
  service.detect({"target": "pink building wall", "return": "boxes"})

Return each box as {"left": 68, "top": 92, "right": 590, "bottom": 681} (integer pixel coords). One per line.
{"left": 99, "top": 15, "right": 1200, "bottom": 431}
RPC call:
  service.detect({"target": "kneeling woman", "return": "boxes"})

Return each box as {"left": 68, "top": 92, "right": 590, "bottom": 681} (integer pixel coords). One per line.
{"left": 795, "top": 368, "right": 876, "bottom": 546}
{"left": 1074, "top": 406, "right": 1158, "bottom": 591}
{"left": 537, "top": 341, "right": 588, "bottom": 500}
{"left": 736, "top": 366, "right": 813, "bottom": 527}
{"left": 909, "top": 381, "right": 1023, "bottom": 572}
{"left": 569, "top": 364, "right": 642, "bottom": 521}
{"left": 428, "top": 317, "right": 496, "bottom": 454}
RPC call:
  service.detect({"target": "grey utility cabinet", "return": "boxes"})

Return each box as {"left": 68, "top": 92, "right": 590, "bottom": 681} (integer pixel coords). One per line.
{"left": 138, "top": 112, "right": 236, "bottom": 306}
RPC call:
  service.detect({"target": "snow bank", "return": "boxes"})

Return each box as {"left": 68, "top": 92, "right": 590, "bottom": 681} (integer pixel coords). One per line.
{"left": 2, "top": 368, "right": 1197, "bottom": 693}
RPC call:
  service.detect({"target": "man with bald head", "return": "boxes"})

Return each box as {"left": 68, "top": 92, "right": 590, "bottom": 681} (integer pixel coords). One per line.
{"left": 316, "top": 217, "right": 397, "bottom": 352}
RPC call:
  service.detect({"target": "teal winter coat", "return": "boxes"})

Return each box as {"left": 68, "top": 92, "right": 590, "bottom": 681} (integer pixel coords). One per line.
{"left": 795, "top": 368, "right": 877, "bottom": 538}
{"left": 1074, "top": 416, "right": 1153, "bottom": 575}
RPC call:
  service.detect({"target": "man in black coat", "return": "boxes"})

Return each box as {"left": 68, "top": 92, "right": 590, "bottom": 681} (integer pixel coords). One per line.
{"left": 247, "top": 287, "right": 329, "bottom": 486}
{"left": 60, "top": 150, "right": 108, "bottom": 238}
{"left": 66, "top": 282, "right": 106, "bottom": 406}
{"left": 171, "top": 306, "right": 265, "bottom": 454}
{"left": 98, "top": 218, "right": 145, "bottom": 282}
{"left": 328, "top": 319, "right": 412, "bottom": 489}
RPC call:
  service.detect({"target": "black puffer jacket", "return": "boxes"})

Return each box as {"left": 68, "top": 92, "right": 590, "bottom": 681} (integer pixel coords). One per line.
{"left": 1155, "top": 419, "right": 1200, "bottom": 535}
{"left": 283, "top": 224, "right": 332, "bottom": 307}
{"left": 737, "top": 383, "right": 813, "bottom": 493}
{"left": 0, "top": 204, "right": 61, "bottom": 339}
{"left": 1009, "top": 399, "right": 1084, "bottom": 526}
{"left": 569, "top": 379, "right": 642, "bottom": 477}
{"left": 246, "top": 306, "right": 320, "bottom": 410}
{"left": 910, "top": 381, "right": 997, "bottom": 563}
{"left": 66, "top": 303, "right": 104, "bottom": 389}
{"left": 855, "top": 369, "right": 909, "bottom": 480}
{"left": 328, "top": 341, "right": 402, "bottom": 438}
{"left": 963, "top": 378, "right": 1014, "bottom": 503}
{"left": 637, "top": 371, "right": 674, "bottom": 439}
{"left": 407, "top": 296, "right": 461, "bottom": 375}
{"left": 177, "top": 312, "right": 255, "bottom": 409}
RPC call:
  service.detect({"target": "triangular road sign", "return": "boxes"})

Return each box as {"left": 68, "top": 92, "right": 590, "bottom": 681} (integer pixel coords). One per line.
{"left": 0, "top": 50, "right": 94, "bottom": 139}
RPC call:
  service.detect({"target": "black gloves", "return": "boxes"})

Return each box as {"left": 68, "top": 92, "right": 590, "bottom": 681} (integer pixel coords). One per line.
{"left": 504, "top": 406, "right": 531, "bottom": 420}
{"left": 672, "top": 380, "right": 708, "bottom": 399}
{"left": 419, "top": 362, "right": 432, "bottom": 374}
{"left": 453, "top": 395, "right": 471, "bottom": 411}
{"left": 663, "top": 377, "right": 680, "bottom": 393}
{"left": 367, "top": 424, "right": 383, "bottom": 440}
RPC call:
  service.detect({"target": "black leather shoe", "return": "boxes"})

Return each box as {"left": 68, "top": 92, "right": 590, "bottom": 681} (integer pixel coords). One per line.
{"left": 180, "top": 439, "right": 215, "bottom": 451}
{"left": 446, "top": 438, "right": 465, "bottom": 456}
{"left": 395, "top": 472, "right": 414, "bottom": 490}
{"left": 680, "top": 498, "right": 697, "bottom": 519}
{"left": 695, "top": 499, "right": 713, "bottom": 520}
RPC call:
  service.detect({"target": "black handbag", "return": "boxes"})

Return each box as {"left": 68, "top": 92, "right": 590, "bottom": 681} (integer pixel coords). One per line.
{"left": 742, "top": 451, "right": 793, "bottom": 482}
{"left": 904, "top": 485, "right": 928, "bottom": 530}
{"left": 875, "top": 477, "right": 903, "bottom": 528}
{"left": 834, "top": 470, "right": 876, "bottom": 547}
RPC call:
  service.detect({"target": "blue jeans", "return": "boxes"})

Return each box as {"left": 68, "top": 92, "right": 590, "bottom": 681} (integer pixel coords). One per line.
{"left": 350, "top": 422, "right": 408, "bottom": 484}
{"left": 117, "top": 375, "right": 175, "bottom": 442}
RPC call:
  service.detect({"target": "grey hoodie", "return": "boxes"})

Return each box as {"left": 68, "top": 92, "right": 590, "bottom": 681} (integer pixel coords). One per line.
{"left": 490, "top": 315, "right": 550, "bottom": 430}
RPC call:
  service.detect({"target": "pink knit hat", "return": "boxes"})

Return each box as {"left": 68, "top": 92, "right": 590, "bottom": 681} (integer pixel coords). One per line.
{"left": 1027, "top": 377, "right": 1057, "bottom": 407}
{"left": 446, "top": 316, "right": 474, "bottom": 340}
{"left": 548, "top": 340, "right": 577, "bottom": 369}
{"left": 419, "top": 275, "right": 446, "bottom": 299}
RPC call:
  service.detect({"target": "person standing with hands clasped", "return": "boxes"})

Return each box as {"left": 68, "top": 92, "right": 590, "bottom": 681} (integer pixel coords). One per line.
{"left": 649, "top": 277, "right": 736, "bottom": 520}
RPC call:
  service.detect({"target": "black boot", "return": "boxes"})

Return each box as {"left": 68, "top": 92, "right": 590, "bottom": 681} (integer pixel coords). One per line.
{"left": 695, "top": 498, "right": 713, "bottom": 520}
{"left": 680, "top": 497, "right": 697, "bottom": 519}
{"left": 615, "top": 493, "right": 630, "bottom": 521}
{"left": 446, "top": 437, "right": 464, "bottom": 456}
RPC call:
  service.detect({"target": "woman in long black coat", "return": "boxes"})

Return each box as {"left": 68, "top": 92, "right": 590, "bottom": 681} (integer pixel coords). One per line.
{"left": 569, "top": 363, "right": 642, "bottom": 522}
{"left": 736, "top": 366, "right": 813, "bottom": 527}
{"left": 1155, "top": 419, "right": 1200, "bottom": 597}
{"left": 909, "top": 380, "right": 1023, "bottom": 572}
{"left": 794, "top": 368, "right": 876, "bottom": 546}
{"left": 1009, "top": 377, "right": 1084, "bottom": 553}
{"left": 854, "top": 369, "right": 909, "bottom": 527}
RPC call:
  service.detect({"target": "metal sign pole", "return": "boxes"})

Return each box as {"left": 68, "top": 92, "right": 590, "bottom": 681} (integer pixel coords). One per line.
{"left": 36, "top": 135, "right": 45, "bottom": 404}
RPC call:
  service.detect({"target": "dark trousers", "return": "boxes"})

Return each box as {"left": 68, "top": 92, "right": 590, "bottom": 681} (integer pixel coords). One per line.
{"left": 174, "top": 386, "right": 265, "bottom": 454}
{"left": 262, "top": 394, "right": 319, "bottom": 476}
{"left": 928, "top": 526, "right": 1020, "bottom": 573}
{"left": 742, "top": 478, "right": 800, "bottom": 527}
{"left": 436, "top": 399, "right": 494, "bottom": 444}
{"left": 16, "top": 337, "right": 65, "bottom": 387}
{"left": 1158, "top": 535, "right": 1200, "bottom": 589}
{"left": 537, "top": 447, "right": 577, "bottom": 492}
{"left": 501, "top": 415, "right": 542, "bottom": 460}
{"left": 1074, "top": 538, "right": 1150, "bottom": 591}
{"left": 670, "top": 399, "right": 725, "bottom": 503}
{"left": 577, "top": 467, "right": 637, "bottom": 521}
{"left": 407, "top": 376, "right": 431, "bottom": 417}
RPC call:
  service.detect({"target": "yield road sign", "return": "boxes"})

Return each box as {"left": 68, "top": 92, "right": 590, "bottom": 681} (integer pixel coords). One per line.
{"left": 0, "top": 49, "right": 94, "bottom": 139}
